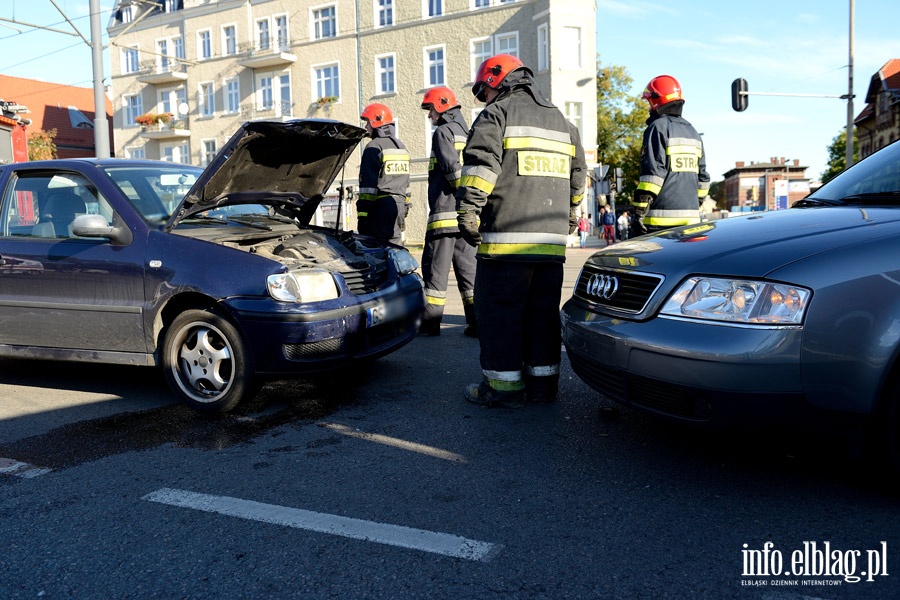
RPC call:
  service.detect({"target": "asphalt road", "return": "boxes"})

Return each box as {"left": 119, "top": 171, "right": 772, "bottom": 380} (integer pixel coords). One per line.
{"left": 1, "top": 237, "right": 899, "bottom": 599}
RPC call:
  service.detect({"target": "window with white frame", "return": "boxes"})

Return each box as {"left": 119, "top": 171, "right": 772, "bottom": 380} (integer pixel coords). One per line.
{"left": 259, "top": 76, "right": 274, "bottom": 110}
{"left": 199, "top": 82, "right": 215, "bottom": 117}
{"left": 471, "top": 0, "right": 515, "bottom": 7}
{"left": 375, "top": 0, "right": 393, "bottom": 27}
{"left": 158, "top": 87, "right": 185, "bottom": 117}
{"left": 157, "top": 39, "right": 170, "bottom": 71}
{"left": 564, "top": 101, "right": 583, "bottom": 139}
{"left": 313, "top": 63, "right": 340, "bottom": 100}
{"left": 275, "top": 15, "right": 289, "bottom": 51}
{"left": 256, "top": 19, "right": 271, "bottom": 50}
{"left": 225, "top": 78, "right": 240, "bottom": 113}
{"left": 198, "top": 30, "right": 212, "bottom": 60}
{"left": 125, "top": 146, "right": 145, "bottom": 160}
{"left": 202, "top": 139, "right": 218, "bottom": 166}
{"left": 312, "top": 5, "right": 337, "bottom": 40}
{"left": 562, "top": 26, "right": 581, "bottom": 68}
{"left": 124, "top": 94, "right": 143, "bottom": 127}
{"left": 121, "top": 46, "right": 139, "bottom": 74}
{"left": 424, "top": 46, "right": 445, "bottom": 87}
{"left": 164, "top": 0, "right": 177, "bottom": 12}
{"left": 495, "top": 32, "right": 518, "bottom": 57}
{"left": 537, "top": 23, "right": 549, "bottom": 71}
{"left": 121, "top": 5, "right": 133, "bottom": 23}
{"left": 162, "top": 142, "right": 190, "bottom": 164}
{"left": 423, "top": 0, "right": 442, "bottom": 18}
{"left": 375, "top": 54, "right": 396, "bottom": 95}
{"left": 470, "top": 38, "right": 492, "bottom": 80}
{"left": 277, "top": 74, "right": 292, "bottom": 116}
{"left": 222, "top": 25, "right": 237, "bottom": 55}
{"left": 157, "top": 36, "right": 184, "bottom": 71}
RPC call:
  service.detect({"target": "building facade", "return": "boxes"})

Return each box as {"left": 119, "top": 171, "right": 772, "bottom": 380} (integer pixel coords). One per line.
{"left": 721, "top": 157, "right": 809, "bottom": 213}
{"left": 107, "top": 0, "right": 597, "bottom": 243}
{"left": 855, "top": 58, "right": 900, "bottom": 161}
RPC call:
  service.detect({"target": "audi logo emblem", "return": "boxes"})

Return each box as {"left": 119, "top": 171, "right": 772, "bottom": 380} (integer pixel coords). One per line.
{"left": 586, "top": 273, "right": 618, "bottom": 300}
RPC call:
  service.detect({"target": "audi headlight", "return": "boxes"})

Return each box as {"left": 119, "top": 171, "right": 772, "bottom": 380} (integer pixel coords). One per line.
{"left": 389, "top": 248, "right": 419, "bottom": 276}
{"left": 660, "top": 277, "right": 810, "bottom": 325}
{"left": 267, "top": 270, "right": 339, "bottom": 303}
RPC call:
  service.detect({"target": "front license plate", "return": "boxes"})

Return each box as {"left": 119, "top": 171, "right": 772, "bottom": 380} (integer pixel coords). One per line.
{"left": 366, "top": 297, "right": 404, "bottom": 328}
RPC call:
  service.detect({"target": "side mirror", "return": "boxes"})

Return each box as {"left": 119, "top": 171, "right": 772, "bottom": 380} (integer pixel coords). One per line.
{"left": 72, "top": 214, "right": 133, "bottom": 246}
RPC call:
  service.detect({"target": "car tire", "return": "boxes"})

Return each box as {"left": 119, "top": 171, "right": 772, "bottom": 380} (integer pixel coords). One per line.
{"left": 162, "top": 309, "right": 255, "bottom": 413}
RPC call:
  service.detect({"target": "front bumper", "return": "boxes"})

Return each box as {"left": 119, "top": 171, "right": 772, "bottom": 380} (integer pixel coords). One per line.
{"left": 226, "top": 274, "right": 425, "bottom": 375}
{"left": 561, "top": 299, "right": 810, "bottom": 425}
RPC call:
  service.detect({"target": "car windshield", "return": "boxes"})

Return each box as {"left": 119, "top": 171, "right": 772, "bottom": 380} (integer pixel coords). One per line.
{"left": 807, "top": 141, "right": 900, "bottom": 205}
{"left": 101, "top": 165, "right": 204, "bottom": 225}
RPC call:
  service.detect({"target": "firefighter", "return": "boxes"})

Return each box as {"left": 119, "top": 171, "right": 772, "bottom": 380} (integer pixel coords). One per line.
{"left": 631, "top": 75, "right": 710, "bottom": 235}
{"left": 357, "top": 103, "right": 411, "bottom": 245}
{"left": 456, "top": 54, "right": 587, "bottom": 408}
{"left": 419, "top": 86, "right": 478, "bottom": 337}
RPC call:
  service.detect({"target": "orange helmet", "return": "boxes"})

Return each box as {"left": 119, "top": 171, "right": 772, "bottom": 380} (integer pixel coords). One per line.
{"left": 472, "top": 54, "right": 525, "bottom": 102}
{"left": 421, "top": 86, "right": 460, "bottom": 113}
{"left": 642, "top": 75, "right": 683, "bottom": 111}
{"left": 360, "top": 103, "right": 393, "bottom": 126}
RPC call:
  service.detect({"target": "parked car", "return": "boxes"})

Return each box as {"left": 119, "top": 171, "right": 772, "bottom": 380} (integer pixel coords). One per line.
{"left": 0, "top": 119, "right": 425, "bottom": 412}
{"left": 562, "top": 140, "right": 900, "bottom": 468}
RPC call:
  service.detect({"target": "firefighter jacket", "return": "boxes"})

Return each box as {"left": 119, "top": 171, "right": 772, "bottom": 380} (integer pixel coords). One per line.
{"left": 357, "top": 123, "right": 411, "bottom": 226}
{"left": 633, "top": 108, "right": 710, "bottom": 230}
{"left": 456, "top": 72, "right": 587, "bottom": 262}
{"left": 427, "top": 107, "right": 468, "bottom": 238}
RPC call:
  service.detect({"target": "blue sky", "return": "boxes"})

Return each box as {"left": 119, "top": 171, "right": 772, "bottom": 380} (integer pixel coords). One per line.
{"left": 598, "top": 0, "right": 900, "bottom": 182}
{"left": 2, "top": 1, "right": 899, "bottom": 182}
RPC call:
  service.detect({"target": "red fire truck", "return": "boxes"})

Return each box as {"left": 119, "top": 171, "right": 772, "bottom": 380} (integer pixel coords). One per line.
{"left": 1, "top": 100, "right": 29, "bottom": 165}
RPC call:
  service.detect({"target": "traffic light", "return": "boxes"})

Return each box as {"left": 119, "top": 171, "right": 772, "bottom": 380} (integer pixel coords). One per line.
{"left": 731, "top": 78, "right": 748, "bottom": 112}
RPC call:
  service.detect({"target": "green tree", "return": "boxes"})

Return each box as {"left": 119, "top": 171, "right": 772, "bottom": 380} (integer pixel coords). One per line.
{"left": 821, "top": 129, "right": 858, "bottom": 184}
{"left": 27, "top": 128, "right": 57, "bottom": 161}
{"left": 596, "top": 58, "right": 645, "bottom": 206}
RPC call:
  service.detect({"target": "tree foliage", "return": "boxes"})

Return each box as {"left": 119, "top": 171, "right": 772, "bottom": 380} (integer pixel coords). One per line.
{"left": 596, "top": 59, "right": 646, "bottom": 205}
{"left": 27, "top": 128, "right": 58, "bottom": 161}
{"left": 821, "top": 129, "right": 859, "bottom": 184}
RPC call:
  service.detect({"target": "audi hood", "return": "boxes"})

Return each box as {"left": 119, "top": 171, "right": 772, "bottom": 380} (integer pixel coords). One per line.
{"left": 166, "top": 119, "right": 366, "bottom": 230}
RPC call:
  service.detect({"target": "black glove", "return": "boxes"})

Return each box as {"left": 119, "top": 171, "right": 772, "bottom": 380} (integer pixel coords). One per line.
{"left": 569, "top": 206, "right": 580, "bottom": 235}
{"left": 458, "top": 212, "right": 481, "bottom": 247}
{"left": 631, "top": 212, "right": 648, "bottom": 236}
{"left": 631, "top": 193, "right": 654, "bottom": 236}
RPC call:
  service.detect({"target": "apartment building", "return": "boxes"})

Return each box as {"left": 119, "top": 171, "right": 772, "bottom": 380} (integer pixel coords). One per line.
{"left": 107, "top": 0, "right": 597, "bottom": 242}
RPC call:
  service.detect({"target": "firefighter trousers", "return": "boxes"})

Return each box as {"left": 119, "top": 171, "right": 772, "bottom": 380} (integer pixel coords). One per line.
{"left": 421, "top": 233, "right": 477, "bottom": 331}
{"left": 359, "top": 196, "right": 404, "bottom": 245}
{"left": 474, "top": 259, "right": 563, "bottom": 393}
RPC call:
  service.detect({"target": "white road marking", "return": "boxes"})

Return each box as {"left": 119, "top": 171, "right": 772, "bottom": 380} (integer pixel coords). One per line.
{"left": 143, "top": 488, "right": 500, "bottom": 562}
{"left": 0, "top": 457, "right": 52, "bottom": 478}
{"left": 320, "top": 422, "right": 469, "bottom": 463}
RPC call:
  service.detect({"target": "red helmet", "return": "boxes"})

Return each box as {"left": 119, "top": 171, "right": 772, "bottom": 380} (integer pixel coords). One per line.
{"left": 472, "top": 54, "right": 524, "bottom": 102}
{"left": 360, "top": 103, "right": 393, "bottom": 126}
{"left": 421, "top": 86, "right": 460, "bottom": 113}
{"left": 642, "top": 75, "right": 683, "bottom": 111}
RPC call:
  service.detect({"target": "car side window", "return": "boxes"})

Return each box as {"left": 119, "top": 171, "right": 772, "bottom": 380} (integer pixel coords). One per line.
{"left": 1, "top": 171, "right": 114, "bottom": 239}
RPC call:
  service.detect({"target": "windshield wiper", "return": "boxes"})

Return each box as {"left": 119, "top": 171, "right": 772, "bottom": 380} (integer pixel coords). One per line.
{"left": 792, "top": 198, "right": 839, "bottom": 207}
{"left": 837, "top": 192, "right": 900, "bottom": 205}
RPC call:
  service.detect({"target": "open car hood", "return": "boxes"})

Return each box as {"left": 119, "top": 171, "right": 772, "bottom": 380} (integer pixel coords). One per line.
{"left": 166, "top": 119, "right": 366, "bottom": 230}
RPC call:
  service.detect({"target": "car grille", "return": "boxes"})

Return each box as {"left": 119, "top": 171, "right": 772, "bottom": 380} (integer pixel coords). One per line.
{"left": 567, "top": 350, "right": 711, "bottom": 421}
{"left": 573, "top": 265, "right": 663, "bottom": 314}
{"left": 339, "top": 260, "right": 389, "bottom": 295}
{"left": 284, "top": 338, "right": 345, "bottom": 360}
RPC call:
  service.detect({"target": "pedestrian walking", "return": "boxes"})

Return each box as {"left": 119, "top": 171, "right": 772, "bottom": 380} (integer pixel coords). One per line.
{"left": 617, "top": 209, "right": 631, "bottom": 240}
{"left": 600, "top": 205, "right": 616, "bottom": 245}
{"left": 577, "top": 212, "right": 592, "bottom": 248}
{"left": 456, "top": 53, "right": 587, "bottom": 408}
{"left": 631, "top": 75, "right": 710, "bottom": 235}
{"left": 357, "top": 103, "right": 411, "bottom": 245}
{"left": 419, "top": 86, "right": 478, "bottom": 337}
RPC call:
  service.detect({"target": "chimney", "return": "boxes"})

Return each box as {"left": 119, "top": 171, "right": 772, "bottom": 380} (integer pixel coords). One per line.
{"left": 736, "top": 161, "right": 745, "bottom": 168}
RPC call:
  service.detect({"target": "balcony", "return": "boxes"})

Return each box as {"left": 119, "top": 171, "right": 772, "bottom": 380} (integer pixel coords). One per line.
{"left": 237, "top": 43, "right": 297, "bottom": 69}
{"left": 137, "top": 62, "right": 189, "bottom": 85}
{"left": 140, "top": 119, "right": 190, "bottom": 140}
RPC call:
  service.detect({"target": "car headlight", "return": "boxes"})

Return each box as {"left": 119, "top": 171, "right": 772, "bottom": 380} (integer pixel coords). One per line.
{"left": 660, "top": 277, "right": 810, "bottom": 325}
{"left": 267, "top": 270, "right": 339, "bottom": 303}
{"left": 389, "top": 248, "right": 419, "bottom": 276}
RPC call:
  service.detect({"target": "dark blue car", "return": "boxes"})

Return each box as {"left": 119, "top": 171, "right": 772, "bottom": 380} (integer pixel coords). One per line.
{"left": 0, "top": 120, "right": 424, "bottom": 412}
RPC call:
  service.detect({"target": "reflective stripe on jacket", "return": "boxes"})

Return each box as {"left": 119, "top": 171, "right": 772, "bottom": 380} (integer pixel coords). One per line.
{"left": 357, "top": 126, "right": 410, "bottom": 218}
{"left": 456, "top": 85, "right": 587, "bottom": 262}
{"left": 427, "top": 108, "right": 468, "bottom": 237}
{"left": 634, "top": 113, "right": 710, "bottom": 228}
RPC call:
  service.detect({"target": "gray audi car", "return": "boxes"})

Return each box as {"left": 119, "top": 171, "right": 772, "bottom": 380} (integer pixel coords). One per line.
{"left": 562, "top": 140, "right": 900, "bottom": 469}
